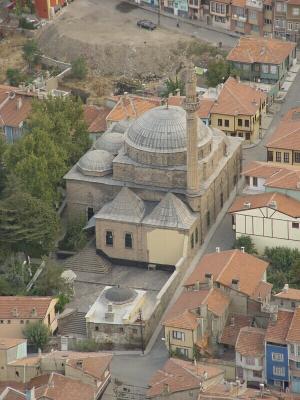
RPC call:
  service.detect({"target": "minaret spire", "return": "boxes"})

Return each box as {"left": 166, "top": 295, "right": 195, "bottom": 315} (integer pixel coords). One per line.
{"left": 183, "top": 61, "right": 200, "bottom": 195}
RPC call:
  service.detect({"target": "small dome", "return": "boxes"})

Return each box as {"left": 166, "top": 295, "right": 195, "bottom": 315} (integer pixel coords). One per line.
{"left": 125, "top": 106, "right": 187, "bottom": 153}
{"left": 94, "top": 131, "right": 124, "bottom": 154}
{"left": 77, "top": 150, "right": 114, "bottom": 176}
{"left": 104, "top": 286, "right": 137, "bottom": 304}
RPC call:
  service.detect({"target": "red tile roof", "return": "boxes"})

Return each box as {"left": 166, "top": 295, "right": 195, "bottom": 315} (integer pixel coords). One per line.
{"left": 275, "top": 287, "right": 300, "bottom": 301}
{"left": 252, "top": 281, "right": 273, "bottom": 302}
{"left": 66, "top": 354, "right": 112, "bottom": 380}
{"left": 0, "top": 296, "right": 56, "bottom": 319}
{"left": 211, "top": 77, "right": 266, "bottom": 116}
{"left": 227, "top": 36, "right": 296, "bottom": 65}
{"left": 184, "top": 250, "right": 268, "bottom": 298}
{"left": 229, "top": 192, "right": 300, "bottom": 218}
{"left": 0, "top": 387, "right": 25, "bottom": 400}
{"left": 0, "top": 85, "right": 33, "bottom": 128}
{"left": 287, "top": 307, "right": 300, "bottom": 343}
{"left": 265, "top": 310, "right": 294, "bottom": 344}
{"left": 0, "top": 338, "right": 26, "bottom": 350}
{"left": 220, "top": 314, "right": 253, "bottom": 347}
{"left": 267, "top": 107, "right": 300, "bottom": 151}
{"left": 163, "top": 288, "right": 230, "bottom": 329}
{"left": 235, "top": 327, "right": 265, "bottom": 357}
{"left": 83, "top": 105, "right": 110, "bottom": 133}
{"left": 147, "top": 358, "right": 223, "bottom": 398}
{"left": 168, "top": 96, "right": 215, "bottom": 119}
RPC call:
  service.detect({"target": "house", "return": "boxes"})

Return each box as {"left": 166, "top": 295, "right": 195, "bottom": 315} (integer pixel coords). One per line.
{"left": 230, "top": 0, "right": 266, "bottom": 37}
{"left": 266, "top": 108, "right": 300, "bottom": 166}
{"left": 0, "top": 297, "right": 58, "bottom": 338}
{"left": 209, "top": 0, "right": 231, "bottom": 30}
{"left": 273, "top": 0, "right": 300, "bottom": 42}
{"left": 105, "top": 94, "right": 161, "bottom": 127}
{"left": 168, "top": 96, "right": 214, "bottom": 126}
{"left": 184, "top": 249, "right": 271, "bottom": 315}
{"left": 162, "top": 288, "right": 230, "bottom": 359}
{"left": 286, "top": 307, "right": 300, "bottom": 393}
{"left": 265, "top": 309, "right": 293, "bottom": 389}
{"left": 210, "top": 77, "right": 267, "bottom": 143}
{"left": 235, "top": 326, "right": 266, "bottom": 386}
{"left": 229, "top": 192, "right": 300, "bottom": 253}
{"left": 0, "top": 85, "right": 33, "bottom": 143}
{"left": 83, "top": 105, "right": 111, "bottom": 142}
{"left": 274, "top": 285, "right": 300, "bottom": 310}
{"left": 242, "top": 160, "right": 300, "bottom": 201}
{"left": 226, "top": 36, "right": 296, "bottom": 85}
{"left": 219, "top": 314, "right": 253, "bottom": 349}
{"left": 0, "top": 339, "right": 27, "bottom": 381}
{"left": 34, "top": 0, "right": 63, "bottom": 19}
{"left": 147, "top": 358, "right": 224, "bottom": 399}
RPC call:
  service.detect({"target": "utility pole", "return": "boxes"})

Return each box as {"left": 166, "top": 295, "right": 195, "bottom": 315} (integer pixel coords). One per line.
{"left": 138, "top": 309, "right": 144, "bottom": 355}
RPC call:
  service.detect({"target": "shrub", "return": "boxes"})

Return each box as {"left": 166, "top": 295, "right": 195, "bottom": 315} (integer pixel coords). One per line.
{"left": 71, "top": 339, "right": 113, "bottom": 352}
{"left": 23, "top": 321, "right": 50, "bottom": 350}
{"left": 6, "top": 68, "right": 24, "bottom": 86}
{"left": 71, "top": 58, "right": 88, "bottom": 80}
{"left": 233, "top": 235, "right": 257, "bottom": 254}
{"left": 58, "top": 217, "right": 87, "bottom": 251}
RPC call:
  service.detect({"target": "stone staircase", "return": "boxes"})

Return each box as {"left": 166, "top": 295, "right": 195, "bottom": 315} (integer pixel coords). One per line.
{"left": 63, "top": 246, "right": 111, "bottom": 274}
{"left": 58, "top": 311, "right": 87, "bottom": 337}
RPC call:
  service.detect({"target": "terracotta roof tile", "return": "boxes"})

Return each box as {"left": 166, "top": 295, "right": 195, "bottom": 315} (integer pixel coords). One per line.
{"left": 227, "top": 36, "right": 296, "bottom": 65}
{"left": 206, "top": 288, "right": 230, "bottom": 316}
{"left": 106, "top": 95, "right": 161, "bottom": 123}
{"left": 275, "top": 288, "right": 300, "bottom": 301}
{"left": 0, "top": 388, "right": 25, "bottom": 400}
{"left": 286, "top": 307, "right": 300, "bottom": 343}
{"left": 252, "top": 281, "right": 273, "bottom": 302}
{"left": 267, "top": 107, "right": 300, "bottom": 150}
{"left": 265, "top": 310, "right": 294, "bottom": 344}
{"left": 220, "top": 314, "right": 253, "bottom": 346}
{"left": 66, "top": 354, "right": 112, "bottom": 380}
{"left": 34, "top": 373, "right": 95, "bottom": 400}
{"left": 235, "top": 327, "right": 265, "bottom": 356}
{"left": 0, "top": 85, "right": 33, "bottom": 128}
{"left": 9, "top": 357, "right": 41, "bottom": 367}
{"left": 83, "top": 105, "right": 110, "bottom": 133}
{"left": 229, "top": 192, "right": 300, "bottom": 218}
{"left": 0, "top": 296, "right": 56, "bottom": 319}
{"left": 211, "top": 77, "right": 266, "bottom": 116}
{"left": 184, "top": 250, "right": 268, "bottom": 298}
{"left": 231, "top": 0, "right": 246, "bottom": 7}
{"left": 147, "top": 358, "right": 223, "bottom": 398}
{"left": 0, "top": 338, "right": 26, "bottom": 350}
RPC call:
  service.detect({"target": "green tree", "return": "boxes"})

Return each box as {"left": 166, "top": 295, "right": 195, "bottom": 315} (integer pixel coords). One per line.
{"left": 0, "top": 189, "right": 59, "bottom": 257}
{"left": 0, "top": 137, "right": 7, "bottom": 197}
{"left": 264, "top": 247, "right": 300, "bottom": 272}
{"left": 71, "top": 57, "right": 88, "bottom": 80}
{"left": 233, "top": 235, "right": 257, "bottom": 254}
{"left": 163, "top": 76, "right": 185, "bottom": 97}
{"left": 206, "top": 59, "right": 230, "bottom": 87}
{"left": 22, "top": 40, "right": 41, "bottom": 71}
{"left": 6, "top": 68, "right": 25, "bottom": 87}
{"left": 23, "top": 321, "right": 50, "bottom": 350}
{"left": 27, "top": 96, "right": 90, "bottom": 166}
{"left": 58, "top": 217, "right": 87, "bottom": 251}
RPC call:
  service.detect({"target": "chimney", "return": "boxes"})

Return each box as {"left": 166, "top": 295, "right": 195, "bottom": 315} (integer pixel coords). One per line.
{"left": 163, "top": 383, "right": 170, "bottom": 394}
{"left": 216, "top": 247, "right": 220, "bottom": 253}
{"left": 17, "top": 97, "right": 23, "bottom": 110}
{"left": 240, "top": 247, "right": 245, "bottom": 253}
{"left": 204, "top": 273, "right": 213, "bottom": 288}
{"left": 243, "top": 202, "right": 251, "bottom": 209}
{"left": 283, "top": 283, "right": 289, "bottom": 292}
{"left": 195, "top": 280, "right": 200, "bottom": 291}
{"left": 26, "top": 388, "right": 35, "bottom": 400}
{"left": 230, "top": 317, "right": 235, "bottom": 327}
{"left": 231, "top": 279, "right": 240, "bottom": 291}
{"left": 31, "top": 308, "right": 37, "bottom": 317}
{"left": 268, "top": 200, "right": 277, "bottom": 209}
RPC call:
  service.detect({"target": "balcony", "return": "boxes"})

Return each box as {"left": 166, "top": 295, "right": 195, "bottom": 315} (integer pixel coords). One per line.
{"left": 246, "top": 0, "right": 263, "bottom": 9}
{"left": 231, "top": 13, "right": 247, "bottom": 21}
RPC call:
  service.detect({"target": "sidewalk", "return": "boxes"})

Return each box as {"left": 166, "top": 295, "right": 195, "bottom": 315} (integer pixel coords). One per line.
{"left": 125, "top": 0, "right": 240, "bottom": 42}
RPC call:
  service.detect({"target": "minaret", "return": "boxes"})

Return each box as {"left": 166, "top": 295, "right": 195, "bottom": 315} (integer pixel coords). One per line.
{"left": 183, "top": 62, "right": 200, "bottom": 195}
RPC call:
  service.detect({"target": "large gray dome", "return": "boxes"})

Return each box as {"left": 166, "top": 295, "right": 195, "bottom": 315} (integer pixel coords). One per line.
{"left": 104, "top": 286, "right": 137, "bottom": 304}
{"left": 77, "top": 150, "right": 114, "bottom": 176}
{"left": 125, "top": 106, "right": 187, "bottom": 153}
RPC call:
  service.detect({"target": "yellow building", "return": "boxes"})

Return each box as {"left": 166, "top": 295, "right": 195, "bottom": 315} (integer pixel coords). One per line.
{"left": 229, "top": 192, "right": 300, "bottom": 254}
{"left": 0, "top": 297, "right": 58, "bottom": 339}
{"left": 210, "top": 77, "right": 267, "bottom": 144}
{"left": 267, "top": 108, "right": 300, "bottom": 165}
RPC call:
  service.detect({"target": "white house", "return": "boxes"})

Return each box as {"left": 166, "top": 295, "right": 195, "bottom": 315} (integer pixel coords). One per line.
{"left": 229, "top": 192, "right": 300, "bottom": 254}
{"left": 235, "top": 327, "right": 266, "bottom": 386}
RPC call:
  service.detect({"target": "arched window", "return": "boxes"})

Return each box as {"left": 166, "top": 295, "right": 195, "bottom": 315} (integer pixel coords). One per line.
{"left": 195, "top": 228, "right": 199, "bottom": 244}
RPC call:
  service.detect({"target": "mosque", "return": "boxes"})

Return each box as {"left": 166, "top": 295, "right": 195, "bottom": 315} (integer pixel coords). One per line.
{"left": 64, "top": 65, "right": 242, "bottom": 267}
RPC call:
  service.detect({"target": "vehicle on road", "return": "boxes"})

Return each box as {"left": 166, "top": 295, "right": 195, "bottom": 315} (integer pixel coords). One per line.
{"left": 137, "top": 20, "right": 157, "bottom": 30}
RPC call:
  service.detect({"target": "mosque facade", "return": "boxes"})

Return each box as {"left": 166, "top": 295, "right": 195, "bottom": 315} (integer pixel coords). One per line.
{"left": 64, "top": 66, "right": 242, "bottom": 267}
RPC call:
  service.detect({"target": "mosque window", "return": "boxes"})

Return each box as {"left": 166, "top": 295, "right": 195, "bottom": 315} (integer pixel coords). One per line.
{"left": 206, "top": 211, "right": 211, "bottom": 228}
{"left": 106, "top": 231, "right": 114, "bottom": 246}
{"left": 125, "top": 233, "right": 133, "bottom": 249}
{"left": 220, "top": 193, "right": 224, "bottom": 207}
{"left": 218, "top": 119, "right": 222, "bottom": 126}
{"left": 190, "top": 233, "right": 194, "bottom": 249}
{"left": 195, "top": 228, "right": 199, "bottom": 244}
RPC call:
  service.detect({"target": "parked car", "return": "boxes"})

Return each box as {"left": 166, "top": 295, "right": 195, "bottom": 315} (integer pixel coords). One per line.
{"left": 25, "top": 16, "right": 41, "bottom": 29}
{"left": 137, "top": 20, "right": 157, "bottom": 30}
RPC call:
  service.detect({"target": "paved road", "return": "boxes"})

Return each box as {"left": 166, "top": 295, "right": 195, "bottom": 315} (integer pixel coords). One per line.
{"left": 115, "top": 0, "right": 239, "bottom": 48}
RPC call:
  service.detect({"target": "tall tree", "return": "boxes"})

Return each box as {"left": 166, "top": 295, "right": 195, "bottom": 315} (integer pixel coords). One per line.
{"left": 206, "top": 59, "right": 230, "bottom": 87}
{"left": 23, "top": 321, "right": 50, "bottom": 350}
{"left": 0, "top": 189, "right": 59, "bottom": 257}
{"left": 27, "top": 96, "right": 91, "bottom": 166}
{"left": 22, "top": 40, "right": 41, "bottom": 71}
